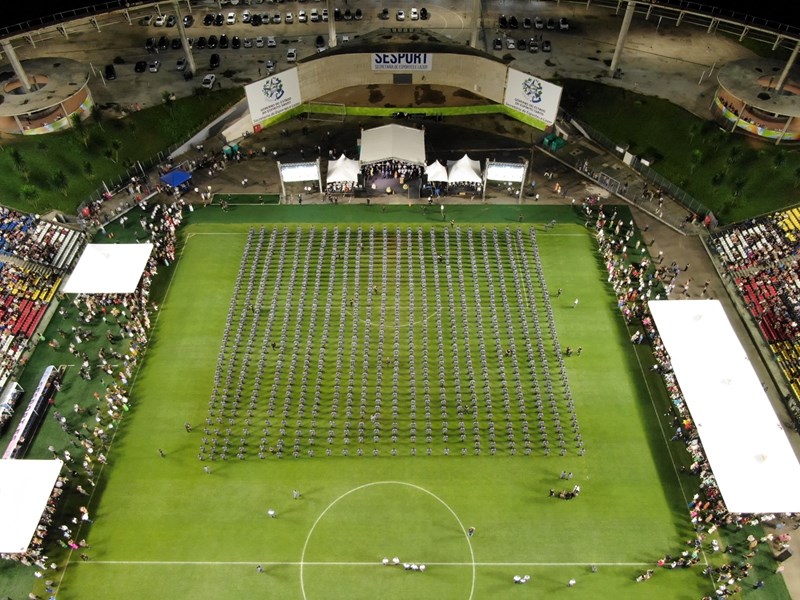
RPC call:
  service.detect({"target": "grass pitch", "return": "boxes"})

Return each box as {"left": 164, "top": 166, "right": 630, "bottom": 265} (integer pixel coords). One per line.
{"left": 41, "top": 205, "right": 721, "bottom": 599}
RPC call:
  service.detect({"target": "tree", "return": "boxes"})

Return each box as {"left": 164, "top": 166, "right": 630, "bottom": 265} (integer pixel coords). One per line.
{"left": 71, "top": 113, "right": 89, "bottom": 148}
{"left": 83, "top": 160, "right": 95, "bottom": 179}
{"left": 51, "top": 169, "right": 69, "bottom": 196}
{"left": 9, "top": 148, "right": 29, "bottom": 181}
{"left": 773, "top": 150, "right": 787, "bottom": 171}
{"left": 90, "top": 104, "right": 104, "bottom": 130}
{"left": 689, "top": 148, "right": 703, "bottom": 174}
{"left": 111, "top": 139, "right": 122, "bottom": 163}
{"left": 19, "top": 184, "right": 40, "bottom": 210}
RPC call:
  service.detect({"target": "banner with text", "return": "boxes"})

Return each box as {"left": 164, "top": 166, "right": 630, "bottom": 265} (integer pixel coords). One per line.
{"left": 371, "top": 53, "right": 432, "bottom": 71}
{"left": 245, "top": 68, "right": 302, "bottom": 126}
{"left": 503, "top": 69, "right": 562, "bottom": 128}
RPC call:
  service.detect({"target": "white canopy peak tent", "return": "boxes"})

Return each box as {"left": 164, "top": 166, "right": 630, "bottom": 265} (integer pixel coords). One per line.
{"left": 424, "top": 160, "right": 449, "bottom": 183}
{"left": 447, "top": 154, "right": 482, "bottom": 184}
{"left": 326, "top": 154, "right": 361, "bottom": 183}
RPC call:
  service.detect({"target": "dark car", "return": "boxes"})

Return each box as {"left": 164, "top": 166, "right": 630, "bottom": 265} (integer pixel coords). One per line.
{"left": 420, "top": 8, "right": 429, "bottom": 20}
{"left": 165, "top": 15, "right": 177, "bottom": 27}
{"left": 546, "top": 17, "right": 555, "bottom": 29}
{"left": 104, "top": 64, "right": 116, "bottom": 80}
{"left": 523, "top": 17, "right": 532, "bottom": 29}
{"left": 145, "top": 37, "right": 156, "bottom": 51}
{"left": 210, "top": 53, "right": 220, "bottom": 69}
{"left": 517, "top": 38, "right": 526, "bottom": 51}
{"left": 171, "top": 37, "right": 181, "bottom": 50}
{"left": 334, "top": 8, "right": 342, "bottom": 21}
{"left": 379, "top": 8, "right": 389, "bottom": 20}
{"left": 315, "top": 34, "right": 325, "bottom": 49}
{"left": 493, "top": 38, "right": 502, "bottom": 50}
{"left": 529, "top": 39, "right": 538, "bottom": 53}
{"left": 214, "top": 13, "right": 224, "bottom": 26}
{"left": 498, "top": 15, "right": 508, "bottom": 28}
{"left": 344, "top": 9, "right": 352, "bottom": 20}
{"left": 207, "top": 34, "right": 218, "bottom": 49}
{"left": 203, "top": 14, "right": 214, "bottom": 26}
{"left": 231, "top": 36, "right": 241, "bottom": 49}
{"left": 251, "top": 14, "right": 262, "bottom": 26}
{"left": 134, "top": 60, "right": 147, "bottom": 73}
{"left": 509, "top": 16, "right": 519, "bottom": 29}
{"left": 354, "top": 8, "right": 363, "bottom": 20}
{"left": 183, "top": 15, "right": 194, "bottom": 27}
{"left": 219, "top": 34, "right": 229, "bottom": 48}
{"left": 542, "top": 39, "right": 552, "bottom": 52}
{"left": 196, "top": 36, "right": 207, "bottom": 49}
{"left": 158, "top": 35, "right": 169, "bottom": 50}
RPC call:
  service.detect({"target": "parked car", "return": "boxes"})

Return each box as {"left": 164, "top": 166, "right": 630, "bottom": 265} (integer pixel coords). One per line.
{"left": 148, "top": 60, "right": 161, "bottom": 72}
{"left": 207, "top": 35, "right": 218, "bottom": 49}
{"left": 242, "top": 10, "right": 251, "bottom": 23}
{"left": 509, "top": 16, "right": 519, "bottom": 29}
{"left": 203, "top": 14, "right": 214, "bottom": 26}
{"left": 286, "top": 47, "right": 297, "bottom": 62}
{"left": 139, "top": 15, "right": 153, "bottom": 26}
{"left": 165, "top": 15, "right": 177, "bottom": 27}
{"left": 559, "top": 17, "right": 570, "bottom": 30}
{"left": 134, "top": 60, "right": 147, "bottom": 72}
{"left": 379, "top": 8, "right": 389, "bottom": 20}
{"left": 523, "top": 17, "right": 532, "bottom": 29}
{"left": 104, "top": 64, "right": 117, "bottom": 80}
{"left": 397, "top": 9, "right": 405, "bottom": 21}
{"left": 183, "top": 15, "right": 194, "bottom": 27}
{"left": 529, "top": 39, "right": 538, "bottom": 53}
{"left": 158, "top": 35, "right": 169, "bottom": 50}
{"left": 255, "top": 36, "right": 264, "bottom": 48}
{"left": 202, "top": 74, "right": 216, "bottom": 89}
{"left": 231, "top": 36, "right": 241, "bottom": 49}
{"left": 410, "top": 8, "right": 419, "bottom": 21}
{"left": 285, "top": 12, "right": 294, "bottom": 24}
{"left": 493, "top": 38, "right": 502, "bottom": 50}
{"left": 243, "top": 37, "right": 253, "bottom": 48}
{"left": 354, "top": 8, "right": 363, "bottom": 20}
{"left": 344, "top": 9, "right": 352, "bottom": 21}
{"left": 542, "top": 39, "right": 552, "bottom": 52}
{"left": 534, "top": 16, "right": 544, "bottom": 29}
{"left": 272, "top": 12, "right": 281, "bottom": 24}
{"left": 226, "top": 12, "right": 236, "bottom": 25}
{"left": 209, "top": 53, "right": 220, "bottom": 69}
{"left": 310, "top": 8, "right": 320, "bottom": 22}
{"left": 498, "top": 15, "right": 508, "bottom": 28}
{"left": 420, "top": 8, "right": 429, "bottom": 20}
{"left": 154, "top": 14, "right": 166, "bottom": 27}
{"left": 214, "top": 13, "right": 224, "bottom": 26}
{"left": 251, "top": 14, "right": 262, "bottom": 26}
{"left": 315, "top": 34, "right": 325, "bottom": 49}
{"left": 267, "top": 36, "right": 276, "bottom": 48}
{"left": 145, "top": 37, "right": 156, "bottom": 51}
{"left": 265, "top": 59, "right": 275, "bottom": 74}
{"left": 506, "top": 37, "right": 516, "bottom": 49}
{"left": 176, "top": 57, "right": 187, "bottom": 71}
{"left": 298, "top": 10, "right": 307, "bottom": 23}
{"left": 196, "top": 36, "right": 207, "bottom": 49}
{"left": 219, "top": 34, "right": 229, "bottom": 48}
{"left": 322, "top": 9, "right": 328, "bottom": 21}
{"left": 517, "top": 38, "right": 526, "bottom": 51}
{"left": 171, "top": 37, "right": 181, "bottom": 50}
{"left": 546, "top": 17, "right": 555, "bottom": 29}
{"left": 334, "top": 8, "right": 342, "bottom": 21}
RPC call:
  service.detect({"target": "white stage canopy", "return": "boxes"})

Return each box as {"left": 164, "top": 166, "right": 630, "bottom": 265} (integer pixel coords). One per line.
{"left": 63, "top": 244, "right": 154, "bottom": 294}
{"left": 485, "top": 161, "right": 526, "bottom": 183}
{"left": 447, "top": 155, "right": 482, "bottom": 183}
{"left": 326, "top": 154, "right": 361, "bottom": 183}
{"left": 359, "top": 124, "right": 426, "bottom": 166}
{"left": 425, "top": 160, "right": 449, "bottom": 183}
{"left": 0, "top": 459, "right": 63, "bottom": 553}
{"left": 279, "top": 161, "right": 320, "bottom": 183}
{"left": 649, "top": 300, "right": 800, "bottom": 513}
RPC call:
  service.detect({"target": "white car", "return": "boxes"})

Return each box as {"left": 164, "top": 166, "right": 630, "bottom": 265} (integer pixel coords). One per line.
{"left": 310, "top": 9, "right": 319, "bottom": 22}
{"left": 396, "top": 9, "right": 405, "bottom": 21}
{"left": 265, "top": 59, "right": 275, "bottom": 74}
{"left": 255, "top": 36, "right": 264, "bottom": 48}
{"left": 226, "top": 12, "right": 236, "bottom": 25}
{"left": 285, "top": 12, "right": 293, "bottom": 24}
{"left": 322, "top": 9, "right": 328, "bottom": 22}
{"left": 506, "top": 38, "right": 516, "bottom": 49}
{"left": 410, "top": 8, "right": 419, "bottom": 20}
{"left": 242, "top": 10, "right": 251, "bottom": 23}
{"left": 298, "top": 10, "right": 307, "bottom": 23}
{"left": 286, "top": 48, "right": 297, "bottom": 62}
{"left": 148, "top": 60, "right": 161, "bottom": 72}
{"left": 202, "top": 74, "right": 216, "bottom": 89}
{"left": 267, "top": 36, "right": 276, "bottom": 48}
{"left": 341, "top": 34, "right": 350, "bottom": 43}
{"left": 154, "top": 14, "right": 166, "bottom": 27}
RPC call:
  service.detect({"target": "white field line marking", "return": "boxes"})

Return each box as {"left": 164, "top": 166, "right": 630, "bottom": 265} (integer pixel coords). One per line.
{"left": 72, "top": 560, "right": 652, "bottom": 567}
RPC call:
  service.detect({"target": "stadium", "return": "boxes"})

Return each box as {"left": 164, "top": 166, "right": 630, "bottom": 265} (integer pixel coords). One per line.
{"left": 1, "top": 1, "right": 800, "bottom": 599}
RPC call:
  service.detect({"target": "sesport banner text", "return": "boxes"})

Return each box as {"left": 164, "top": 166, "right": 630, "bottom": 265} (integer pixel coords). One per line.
{"left": 503, "top": 69, "right": 562, "bottom": 127}
{"left": 371, "top": 53, "right": 432, "bottom": 71}
{"left": 245, "top": 68, "right": 302, "bottom": 126}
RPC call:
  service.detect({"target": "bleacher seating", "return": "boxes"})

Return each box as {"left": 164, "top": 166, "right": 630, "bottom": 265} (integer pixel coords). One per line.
{"left": 712, "top": 209, "right": 800, "bottom": 400}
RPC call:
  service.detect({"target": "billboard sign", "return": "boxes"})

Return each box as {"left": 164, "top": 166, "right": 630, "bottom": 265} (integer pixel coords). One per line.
{"left": 245, "top": 68, "right": 302, "bottom": 125}
{"left": 503, "top": 69, "right": 562, "bottom": 127}
{"left": 371, "top": 53, "right": 432, "bottom": 71}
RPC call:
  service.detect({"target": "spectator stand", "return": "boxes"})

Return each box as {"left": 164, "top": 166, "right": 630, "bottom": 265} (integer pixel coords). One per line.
{"left": 0, "top": 380, "right": 23, "bottom": 432}
{"left": 2, "top": 365, "right": 61, "bottom": 459}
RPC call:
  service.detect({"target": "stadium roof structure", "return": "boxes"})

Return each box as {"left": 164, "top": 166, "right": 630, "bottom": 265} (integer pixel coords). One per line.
{"left": 649, "top": 299, "right": 800, "bottom": 513}
{"left": 62, "top": 243, "right": 154, "bottom": 294}
{"left": 359, "top": 124, "right": 426, "bottom": 166}
{"left": 447, "top": 154, "right": 482, "bottom": 183}
{"left": 0, "top": 459, "right": 63, "bottom": 554}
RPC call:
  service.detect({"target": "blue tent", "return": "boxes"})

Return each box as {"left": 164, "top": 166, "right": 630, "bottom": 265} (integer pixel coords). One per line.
{"left": 160, "top": 169, "right": 192, "bottom": 188}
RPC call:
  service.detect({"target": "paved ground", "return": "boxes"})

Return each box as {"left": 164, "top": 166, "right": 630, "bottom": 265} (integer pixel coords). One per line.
{"left": 9, "top": 0, "right": 800, "bottom": 594}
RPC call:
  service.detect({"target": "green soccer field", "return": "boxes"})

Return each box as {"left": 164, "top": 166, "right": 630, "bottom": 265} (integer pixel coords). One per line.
{"left": 52, "top": 204, "right": 712, "bottom": 599}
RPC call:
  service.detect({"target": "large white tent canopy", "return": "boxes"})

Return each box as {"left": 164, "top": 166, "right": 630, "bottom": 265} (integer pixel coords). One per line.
{"left": 447, "top": 155, "right": 482, "bottom": 183}
{"left": 0, "top": 459, "right": 63, "bottom": 553}
{"left": 425, "top": 160, "right": 449, "bottom": 183}
{"left": 326, "top": 154, "right": 361, "bottom": 183}
{"left": 649, "top": 300, "right": 800, "bottom": 513}
{"left": 63, "top": 244, "right": 153, "bottom": 294}
{"left": 359, "top": 124, "right": 426, "bottom": 166}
